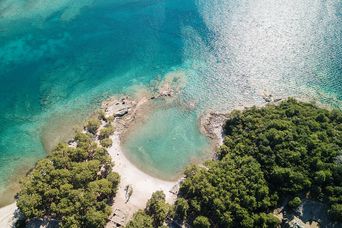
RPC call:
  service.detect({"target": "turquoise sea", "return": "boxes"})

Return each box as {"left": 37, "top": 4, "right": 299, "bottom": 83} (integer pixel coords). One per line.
{"left": 0, "top": 0, "right": 341, "bottom": 205}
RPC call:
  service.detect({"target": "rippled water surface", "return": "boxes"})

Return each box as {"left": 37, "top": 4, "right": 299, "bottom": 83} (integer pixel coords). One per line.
{"left": 0, "top": 0, "right": 341, "bottom": 204}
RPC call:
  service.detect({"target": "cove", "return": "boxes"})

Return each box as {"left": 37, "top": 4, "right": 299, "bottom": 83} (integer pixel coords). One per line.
{"left": 0, "top": 0, "right": 341, "bottom": 205}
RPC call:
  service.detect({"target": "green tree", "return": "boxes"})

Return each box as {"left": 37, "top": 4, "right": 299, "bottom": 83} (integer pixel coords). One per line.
{"left": 193, "top": 216, "right": 210, "bottom": 228}
{"left": 253, "top": 213, "right": 280, "bottom": 228}
{"left": 328, "top": 204, "right": 342, "bottom": 222}
{"left": 99, "top": 125, "right": 114, "bottom": 139}
{"left": 174, "top": 197, "right": 189, "bottom": 220}
{"left": 100, "top": 138, "right": 113, "bottom": 148}
{"left": 217, "top": 99, "right": 342, "bottom": 221}
{"left": 86, "top": 118, "right": 101, "bottom": 135}
{"left": 180, "top": 155, "right": 272, "bottom": 227}
{"left": 126, "top": 210, "right": 153, "bottom": 228}
{"left": 145, "top": 191, "right": 170, "bottom": 227}
{"left": 288, "top": 197, "right": 302, "bottom": 209}
{"left": 85, "top": 207, "right": 111, "bottom": 228}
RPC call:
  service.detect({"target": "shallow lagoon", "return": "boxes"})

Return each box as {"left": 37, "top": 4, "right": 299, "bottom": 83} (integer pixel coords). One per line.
{"left": 122, "top": 105, "right": 210, "bottom": 180}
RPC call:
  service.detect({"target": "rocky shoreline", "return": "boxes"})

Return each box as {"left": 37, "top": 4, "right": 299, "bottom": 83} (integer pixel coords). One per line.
{"left": 199, "top": 93, "right": 286, "bottom": 153}
{"left": 100, "top": 72, "right": 185, "bottom": 139}
{"left": 200, "top": 112, "right": 228, "bottom": 147}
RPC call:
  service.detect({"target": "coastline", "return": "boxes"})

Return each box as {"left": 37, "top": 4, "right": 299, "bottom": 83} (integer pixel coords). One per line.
{"left": 0, "top": 106, "right": 98, "bottom": 207}
{"left": 0, "top": 73, "right": 316, "bottom": 227}
{"left": 198, "top": 93, "right": 332, "bottom": 151}
{"left": 0, "top": 0, "right": 341, "bottom": 225}
{"left": 100, "top": 78, "right": 187, "bottom": 225}
{"left": 107, "top": 133, "right": 179, "bottom": 226}
{"left": 0, "top": 90, "right": 332, "bottom": 227}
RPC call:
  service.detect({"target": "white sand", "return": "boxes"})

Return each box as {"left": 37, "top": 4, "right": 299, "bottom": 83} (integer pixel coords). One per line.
{"left": 106, "top": 133, "right": 179, "bottom": 226}
{"left": 0, "top": 202, "right": 17, "bottom": 227}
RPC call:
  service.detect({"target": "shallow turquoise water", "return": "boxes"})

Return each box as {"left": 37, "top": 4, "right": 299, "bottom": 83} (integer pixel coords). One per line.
{"left": 122, "top": 106, "right": 210, "bottom": 180}
{"left": 0, "top": 0, "right": 341, "bottom": 201}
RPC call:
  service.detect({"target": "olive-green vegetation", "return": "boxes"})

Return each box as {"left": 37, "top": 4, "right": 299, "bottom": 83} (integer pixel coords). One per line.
{"left": 218, "top": 99, "right": 342, "bottom": 221}
{"left": 100, "top": 138, "right": 113, "bottom": 148}
{"left": 17, "top": 131, "right": 120, "bottom": 227}
{"left": 288, "top": 197, "right": 302, "bottom": 209}
{"left": 126, "top": 210, "right": 153, "bottom": 228}
{"left": 99, "top": 125, "right": 115, "bottom": 140}
{"left": 178, "top": 155, "right": 279, "bottom": 228}
{"left": 126, "top": 191, "right": 171, "bottom": 228}
{"left": 127, "top": 99, "right": 341, "bottom": 227}
{"left": 98, "top": 110, "right": 107, "bottom": 122}
{"left": 86, "top": 118, "right": 101, "bottom": 135}
{"left": 193, "top": 216, "right": 211, "bottom": 228}
{"left": 145, "top": 191, "right": 171, "bottom": 227}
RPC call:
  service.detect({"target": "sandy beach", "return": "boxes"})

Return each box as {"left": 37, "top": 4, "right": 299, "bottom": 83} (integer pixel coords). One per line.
{"left": 106, "top": 133, "right": 179, "bottom": 226}
{"left": 0, "top": 203, "right": 17, "bottom": 227}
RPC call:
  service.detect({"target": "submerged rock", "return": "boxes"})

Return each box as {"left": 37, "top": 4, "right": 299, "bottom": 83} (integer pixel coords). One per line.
{"left": 115, "top": 108, "right": 129, "bottom": 117}
{"left": 262, "top": 94, "right": 274, "bottom": 102}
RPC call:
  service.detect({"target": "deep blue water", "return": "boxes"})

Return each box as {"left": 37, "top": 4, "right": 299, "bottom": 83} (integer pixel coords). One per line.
{"left": 0, "top": 0, "right": 341, "bottom": 204}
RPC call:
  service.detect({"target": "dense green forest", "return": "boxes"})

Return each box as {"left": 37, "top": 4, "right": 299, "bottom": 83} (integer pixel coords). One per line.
{"left": 128, "top": 99, "right": 342, "bottom": 227}
{"left": 17, "top": 116, "right": 120, "bottom": 227}
{"left": 218, "top": 99, "right": 342, "bottom": 219}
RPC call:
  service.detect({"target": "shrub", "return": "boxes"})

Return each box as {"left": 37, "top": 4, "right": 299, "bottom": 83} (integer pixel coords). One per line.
{"left": 328, "top": 204, "right": 342, "bottom": 222}
{"left": 86, "top": 118, "right": 101, "bottom": 135}
{"left": 99, "top": 125, "right": 114, "bottom": 139}
{"left": 100, "top": 138, "right": 113, "bottom": 148}
{"left": 193, "top": 216, "right": 211, "bottom": 228}
{"left": 126, "top": 210, "right": 153, "bottom": 228}
{"left": 107, "top": 116, "right": 114, "bottom": 123}
{"left": 145, "top": 191, "right": 170, "bottom": 227}
{"left": 288, "top": 197, "right": 302, "bottom": 209}
{"left": 98, "top": 110, "right": 107, "bottom": 121}
{"left": 174, "top": 197, "right": 189, "bottom": 220}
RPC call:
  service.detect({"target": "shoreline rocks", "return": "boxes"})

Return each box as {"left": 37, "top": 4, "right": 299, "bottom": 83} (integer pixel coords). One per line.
{"left": 200, "top": 112, "right": 228, "bottom": 148}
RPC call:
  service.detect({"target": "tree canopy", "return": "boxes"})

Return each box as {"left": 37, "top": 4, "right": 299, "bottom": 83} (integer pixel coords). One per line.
{"left": 127, "top": 191, "right": 171, "bottom": 228}
{"left": 17, "top": 132, "right": 120, "bottom": 227}
{"left": 178, "top": 155, "right": 279, "bottom": 228}
{"left": 218, "top": 99, "right": 342, "bottom": 221}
